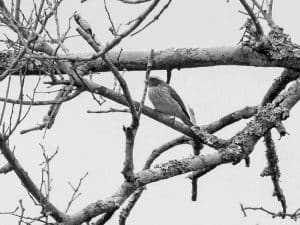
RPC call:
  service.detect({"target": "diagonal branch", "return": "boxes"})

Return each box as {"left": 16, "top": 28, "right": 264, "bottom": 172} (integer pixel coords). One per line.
{"left": 61, "top": 77, "right": 300, "bottom": 225}
{"left": 75, "top": 23, "right": 138, "bottom": 127}
{"left": 258, "top": 69, "right": 300, "bottom": 217}
{"left": 83, "top": 0, "right": 160, "bottom": 60}
{"left": 131, "top": 0, "right": 172, "bottom": 36}
{"left": 261, "top": 69, "right": 300, "bottom": 106}
{"left": 239, "top": 0, "right": 264, "bottom": 36}
{"left": 251, "top": 0, "right": 276, "bottom": 28}
{"left": 0, "top": 133, "right": 67, "bottom": 222}
{"left": 75, "top": 22, "right": 140, "bottom": 181}
{"left": 74, "top": 14, "right": 158, "bottom": 182}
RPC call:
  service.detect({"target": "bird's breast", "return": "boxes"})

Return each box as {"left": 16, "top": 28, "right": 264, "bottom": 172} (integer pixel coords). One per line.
{"left": 148, "top": 86, "right": 182, "bottom": 117}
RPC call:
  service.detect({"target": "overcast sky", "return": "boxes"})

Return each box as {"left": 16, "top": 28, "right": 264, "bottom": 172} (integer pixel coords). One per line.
{"left": 1, "top": 1, "right": 300, "bottom": 225}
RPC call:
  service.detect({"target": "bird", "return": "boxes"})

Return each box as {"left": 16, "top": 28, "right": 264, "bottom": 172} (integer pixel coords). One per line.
{"left": 148, "top": 76, "right": 193, "bottom": 126}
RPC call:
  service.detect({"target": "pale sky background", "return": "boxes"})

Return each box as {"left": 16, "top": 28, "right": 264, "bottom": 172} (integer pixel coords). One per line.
{"left": 1, "top": 1, "right": 300, "bottom": 225}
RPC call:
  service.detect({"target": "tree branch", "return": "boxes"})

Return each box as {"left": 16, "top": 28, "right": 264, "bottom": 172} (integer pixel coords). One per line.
{"left": 239, "top": 0, "right": 264, "bottom": 36}
{"left": 4, "top": 45, "right": 300, "bottom": 76}
{"left": 0, "top": 133, "right": 67, "bottom": 222}
{"left": 59, "top": 77, "right": 300, "bottom": 225}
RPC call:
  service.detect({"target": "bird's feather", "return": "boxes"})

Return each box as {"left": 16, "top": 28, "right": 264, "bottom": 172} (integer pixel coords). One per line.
{"left": 167, "top": 85, "right": 190, "bottom": 120}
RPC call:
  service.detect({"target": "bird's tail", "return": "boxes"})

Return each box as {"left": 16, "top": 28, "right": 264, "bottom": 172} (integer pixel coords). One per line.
{"left": 181, "top": 115, "right": 194, "bottom": 127}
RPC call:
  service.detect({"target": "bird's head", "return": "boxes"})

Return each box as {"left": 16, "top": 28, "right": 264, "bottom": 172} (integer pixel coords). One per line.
{"left": 148, "top": 76, "right": 164, "bottom": 87}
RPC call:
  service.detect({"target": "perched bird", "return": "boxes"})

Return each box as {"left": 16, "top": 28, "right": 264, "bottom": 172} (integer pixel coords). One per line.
{"left": 148, "top": 77, "right": 193, "bottom": 126}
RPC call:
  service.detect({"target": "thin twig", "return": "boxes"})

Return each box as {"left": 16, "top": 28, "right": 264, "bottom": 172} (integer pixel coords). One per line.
{"left": 240, "top": 203, "right": 300, "bottom": 220}
{"left": 0, "top": 74, "right": 12, "bottom": 126}
{"left": 267, "top": 0, "right": 273, "bottom": 17}
{"left": 78, "top": 0, "right": 160, "bottom": 61}
{"left": 263, "top": 132, "right": 287, "bottom": 217}
{"left": 0, "top": 163, "right": 13, "bottom": 174}
{"left": 87, "top": 108, "right": 130, "bottom": 114}
{"left": 116, "top": 0, "right": 152, "bottom": 4}
{"left": 131, "top": 0, "right": 172, "bottom": 36}
{"left": 18, "top": 199, "right": 25, "bottom": 225}
{"left": 239, "top": 0, "right": 264, "bottom": 36}
{"left": 0, "top": 89, "right": 81, "bottom": 105}
{"left": 119, "top": 135, "right": 190, "bottom": 224}
{"left": 74, "top": 18, "right": 139, "bottom": 126}
{"left": 104, "top": 0, "right": 117, "bottom": 36}
{"left": 65, "top": 172, "right": 88, "bottom": 213}
{"left": 0, "top": 133, "right": 66, "bottom": 221}
{"left": 251, "top": 0, "right": 276, "bottom": 28}
{"left": 137, "top": 49, "right": 154, "bottom": 118}
{"left": 74, "top": 17, "right": 143, "bottom": 181}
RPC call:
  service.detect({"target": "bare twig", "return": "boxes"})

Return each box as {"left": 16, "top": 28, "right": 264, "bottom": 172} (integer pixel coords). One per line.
{"left": 118, "top": 135, "right": 190, "bottom": 224}
{"left": 251, "top": 0, "right": 276, "bottom": 28}
{"left": 18, "top": 199, "right": 25, "bottom": 225}
{"left": 187, "top": 106, "right": 203, "bottom": 201}
{"left": 0, "top": 133, "right": 66, "bottom": 221}
{"left": 39, "top": 144, "right": 59, "bottom": 224}
{"left": 104, "top": 0, "right": 117, "bottom": 35}
{"left": 0, "top": 206, "right": 19, "bottom": 215}
{"left": 0, "top": 74, "right": 12, "bottom": 126}
{"left": 131, "top": 0, "right": 172, "bottom": 36}
{"left": 203, "top": 106, "right": 257, "bottom": 132}
{"left": 166, "top": 68, "right": 172, "bottom": 84}
{"left": 263, "top": 132, "right": 287, "bottom": 217}
{"left": 267, "top": 0, "right": 273, "bottom": 16}
{"left": 6, "top": 72, "right": 26, "bottom": 137}
{"left": 239, "top": 0, "right": 264, "bottom": 36}
{"left": 74, "top": 17, "right": 138, "bottom": 126}
{"left": 240, "top": 203, "right": 300, "bottom": 220}
{"left": 137, "top": 49, "right": 154, "bottom": 117}
{"left": 87, "top": 108, "right": 130, "bottom": 114}
{"left": 259, "top": 69, "right": 299, "bottom": 216}
{"left": 0, "top": 89, "right": 81, "bottom": 106}
{"left": 14, "top": 0, "right": 20, "bottom": 22}
{"left": 79, "top": 0, "right": 160, "bottom": 61}
{"left": 116, "top": 0, "right": 152, "bottom": 3}
{"left": 0, "top": 162, "right": 13, "bottom": 174}
{"left": 65, "top": 172, "right": 88, "bottom": 213}
{"left": 75, "top": 16, "right": 143, "bottom": 181}
{"left": 20, "top": 86, "right": 78, "bottom": 135}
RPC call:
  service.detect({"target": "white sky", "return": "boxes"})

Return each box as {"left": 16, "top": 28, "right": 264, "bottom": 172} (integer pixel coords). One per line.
{"left": 1, "top": 1, "right": 300, "bottom": 225}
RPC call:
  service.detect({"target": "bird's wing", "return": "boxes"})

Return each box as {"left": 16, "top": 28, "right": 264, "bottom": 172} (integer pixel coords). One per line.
{"left": 167, "top": 85, "right": 190, "bottom": 119}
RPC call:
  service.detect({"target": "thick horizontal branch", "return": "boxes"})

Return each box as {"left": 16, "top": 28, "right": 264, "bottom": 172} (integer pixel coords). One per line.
{"left": 3, "top": 45, "right": 300, "bottom": 76}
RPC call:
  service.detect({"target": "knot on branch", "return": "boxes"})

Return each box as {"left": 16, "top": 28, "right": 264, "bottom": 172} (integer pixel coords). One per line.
{"left": 260, "top": 167, "right": 272, "bottom": 177}
{"left": 268, "top": 27, "right": 295, "bottom": 59}
{"left": 152, "top": 158, "right": 191, "bottom": 177}
{"left": 220, "top": 143, "right": 244, "bottom": 164}
{"left": 241, "top": 22, "right": 297, "bottom": 60}
{"left": 241, "top": 19, "right": 271, "bottom": 53}
{"left": 260, "top": 165, "right": 280, "bottom": 178}
{"left": 254, "top": 104, "right": 286, "bottom": 132}
{"left": 221, "top": 104, "right": 288, "bottom": 165}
